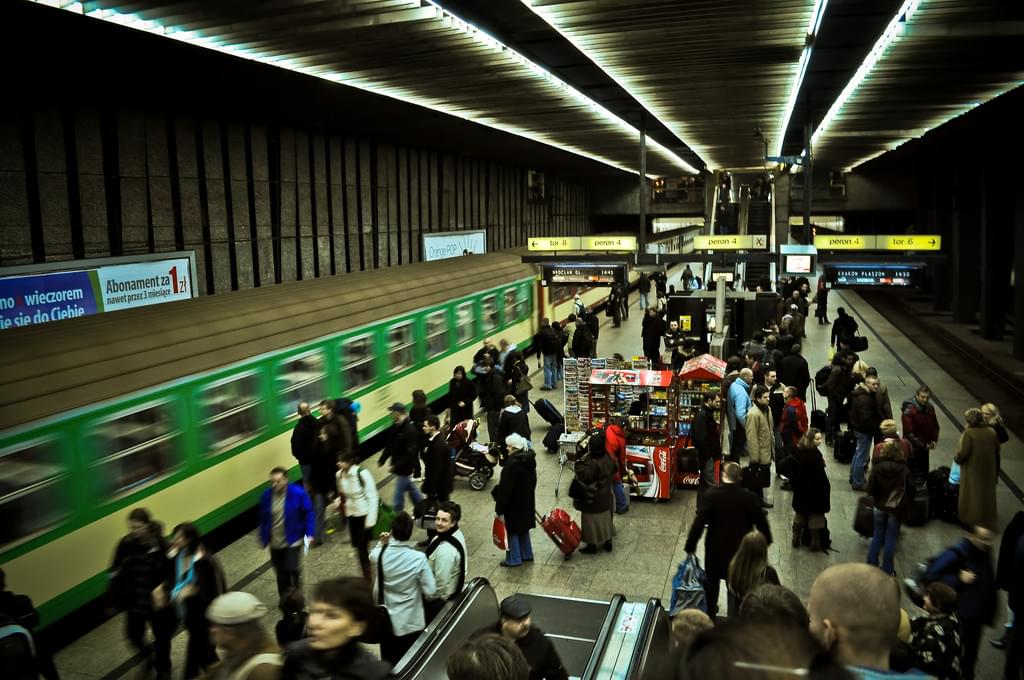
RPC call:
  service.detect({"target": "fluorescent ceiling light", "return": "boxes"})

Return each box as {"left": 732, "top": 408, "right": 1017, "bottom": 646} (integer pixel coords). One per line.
{"left": 521, "top": 0, "right": 712, "bottom": 170}
{"left": 774, "top": 0, "right": 830, "bottom": 157}
{"left": 33, "top": 0, "right": 697, "bottom": 176}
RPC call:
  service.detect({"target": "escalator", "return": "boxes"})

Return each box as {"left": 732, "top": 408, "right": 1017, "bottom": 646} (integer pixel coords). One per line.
{"left": 394, "top": 579, "right": 670, "bottom": 679}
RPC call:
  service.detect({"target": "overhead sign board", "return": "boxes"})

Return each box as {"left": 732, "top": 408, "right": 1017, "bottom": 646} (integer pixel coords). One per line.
{"left": 694, "top": 234, "right": 767, "bottom": 250}
{"left": 528, "top": 237, "right": 582, "bottom": 251}
{"left": 814, "top": 234, "right": 942, "bottom": 251}
{"left": 581, "top": 235, "right": 638, "bottom": 252}
{"left": 880, "top": 235, "right": 941, "bottom": 251}
{"left": 0, "top": 252, "right": 196, "bottom": 331}
{"left": 540, "top": 263, "right": 627, "bottom": 287}
{"left": 824, "top": 263, "right": 925, "bottom": 288}
{"left": 422, "top": 229, "right": 487, "bottom": 260}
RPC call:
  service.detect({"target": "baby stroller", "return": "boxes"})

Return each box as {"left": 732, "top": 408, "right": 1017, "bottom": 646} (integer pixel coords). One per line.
{"left": 447, "top": 419, "right": 500, "bottom": 490}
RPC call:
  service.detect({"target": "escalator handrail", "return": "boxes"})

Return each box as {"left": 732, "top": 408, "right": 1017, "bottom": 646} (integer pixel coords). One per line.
{"left": 393, "top": 576, "right": 494, "bottom": 678}
{"left": 625, "top": 598, "right": 667, "bottom": 680}
{"left": 580, "top": 593, "right": 627, "bottom": 680}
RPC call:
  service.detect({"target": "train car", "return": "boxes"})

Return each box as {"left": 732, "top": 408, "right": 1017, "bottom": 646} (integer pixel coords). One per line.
{"left": 0, "top": 250, "right": 616, "bottom": 627}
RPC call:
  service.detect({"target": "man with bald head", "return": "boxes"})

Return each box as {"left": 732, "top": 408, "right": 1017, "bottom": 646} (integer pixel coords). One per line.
{"left": 808, "top": 563, "right": 904, "bottom": 678}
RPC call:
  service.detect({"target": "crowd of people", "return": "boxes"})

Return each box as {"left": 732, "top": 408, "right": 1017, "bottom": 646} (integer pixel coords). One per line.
{"left": 4, "top": 270, "right": 1022, "bottom": 680}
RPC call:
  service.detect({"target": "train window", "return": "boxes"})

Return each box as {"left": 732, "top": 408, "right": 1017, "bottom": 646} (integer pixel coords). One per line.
{"left": 199, "top": 373, "right": 263, "bottom": 455}
{"left": 277, "top": 351, "right": 327, "bottom": 420}
{"left": 481, "top": 295, "right": 498, "bottom": 333}
{"left": 342, "top": 335, "right": 375, "bottom": 391}
{"left": 425, "top": 311, "right": 448, "bottom": 359}
{"left": 88, "top": 403, "right": 180, "bottom": 499}
{"left": 508, "top": 287, "right": 529, "bottom": 321}
{"left": 455, "top": 301, "right": 475, "bottom": 345}
{"left": 503, "top": 289, "right": 517, "bottom": 324}
{"left": 0, "top": 439, "right": 69, "bottom": 547}
{"left": 387, "top": 322, "right": 415, "bottom": 372}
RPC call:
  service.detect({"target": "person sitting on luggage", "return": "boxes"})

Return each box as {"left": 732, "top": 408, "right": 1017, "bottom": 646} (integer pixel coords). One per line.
{"left": 907, "top": 582, "right": 963, "bottom": 680}
{"left": 474, "top": 595, "right": 568, "bottom": 680}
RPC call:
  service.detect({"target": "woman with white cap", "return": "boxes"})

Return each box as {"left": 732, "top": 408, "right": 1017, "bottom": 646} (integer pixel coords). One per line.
{"left": 491, "top": 434, "right": 538, "bottom": 568}
{"left": 204, "top": 592, "right": 281, "bottom": 680}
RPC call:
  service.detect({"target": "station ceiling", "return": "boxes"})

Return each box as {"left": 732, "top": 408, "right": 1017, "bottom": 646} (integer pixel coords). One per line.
{"left": 27, "top": 0, "right": 1024, "bottom": 175}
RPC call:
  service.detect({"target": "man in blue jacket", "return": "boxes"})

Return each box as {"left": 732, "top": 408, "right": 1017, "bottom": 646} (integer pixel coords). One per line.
{"left": 728, "top": 368, "right": 753, "bottom": 462}
{"left": 260, "top": 466, "right": 315, "bottom": 595}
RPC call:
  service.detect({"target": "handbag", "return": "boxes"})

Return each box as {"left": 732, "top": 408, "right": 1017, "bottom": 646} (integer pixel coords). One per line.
{"left": 492, "top": 516, "right": 508, "bottom": 550}
{"left": 850, "top": 335, "right": 869, "bottom": 352}
{"left": 515, "top": 366, "right": 533, "bottom": 393}
{"left": 371, "top": 502, "right": 395, "bottom": 539}
{"left": 742, "top": 463, "right": 771, "bottom": 490}
{"left": 360, "top": 543, "right": 394, "bottom": 645}
{"left": 854, "top": 495, "right": 875, "bottom": 537}
{"left": 413, "top": 496, "right": 440, "bottom": 530}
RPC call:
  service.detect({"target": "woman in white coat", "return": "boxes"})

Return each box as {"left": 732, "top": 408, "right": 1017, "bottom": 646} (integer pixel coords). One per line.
{"left": 336, "top": 452, "right": 379, "bottom": 581}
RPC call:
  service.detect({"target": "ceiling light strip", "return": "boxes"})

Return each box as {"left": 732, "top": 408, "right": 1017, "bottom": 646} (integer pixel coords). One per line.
{"left": 520, "top": 0, "right": 710, "bottom": 171}
{"left": 32, "top": 0, "right": 695, "bottom": 176}
{"left": 774, "top": 0, "right": 830, "bottom": 157}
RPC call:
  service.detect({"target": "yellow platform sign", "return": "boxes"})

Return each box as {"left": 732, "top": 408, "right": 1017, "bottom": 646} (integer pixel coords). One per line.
{"left": 527, "top": 237, "right": 582, "bottom": 251}
{"left": 880, "top": 235, "right": 941, "bottom": 251}
{"left": 581, "top": 235, "right": 638, "bottom": 251}
{"left": 694, "top": 234, "right": 767, "bottom": 250}
{"left": 813, "top": 235, "right": 875, "bottom": 250}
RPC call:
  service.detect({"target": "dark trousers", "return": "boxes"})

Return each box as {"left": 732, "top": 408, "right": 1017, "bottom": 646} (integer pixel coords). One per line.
{"left": 126, "top": 608, "right": 175, "bottom": 676}
{"left": 729, "top": 424, "right": 746, "bottom": 462}
{"left": 826, "top": 396, "right": 844, "bottom": 441}
{"left": 704, "top": 577, "right": 722, "bottom": 619}
{"left": 270, "top": 546, "right": 302, "bottom": 595}
{"left": 348, "top": 515, "right": 371, "bottom": 574}
{"left": 909, "top": 446, "right": 930, "bottom": 478}
{"left": 184, "top": 617, "right": 217, "bottom": 679}
{"left": 381, "top": 630, "right": 422, "bottom": 665}
{"left": 962, "top": 619, "right": 982, "bottom": 680}
{"left": 424, "top": 597, "right": 447, "bottom": 625}
{"left": 1007, "top": 611, "right": 1023, "bottom": 680}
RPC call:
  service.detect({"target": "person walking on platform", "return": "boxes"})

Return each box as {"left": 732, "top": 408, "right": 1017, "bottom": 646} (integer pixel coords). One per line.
{"left": 815, "top": 278, "right": 829, "bottom": 324}
{"left": 728, "top": 368, "right": 754, "bottom": 462}
{"left": 573, "top": 432, "right": 618, "bottom": 554}
{"left": 504, "top": 350, "right": 532, "bottom": 414}
{"left": 830, "top": 307, "right": 859, "bottom": 349}
{"left": 168, "top": 522, "right": 226, "bottom": 679}
{"left": 535, "top": 318, "right": 561, "bottom": 390}
{"left": 492, "top": 434, "right": 537, "bottom": 568}
{"left": 203, "top": 592, "right": 281, "bottom": 680}
{"left": 692, "top": 392, "right": 723, "bottom": 510}
{"left": 682, "top": 264, "right": 694, "bottom": 292}
{"left": 475, "top": 357, "right": 506, "bottom": 443}
{"left": 866, "top": 441, "right": 914, "bottom": 575}
{"left": 260, "top": 467, "right": 315, "bottom": 597}
{"left": 641, "top": 307, "right": 665, "bottom": 366}
{"left": 607, "top": 284, "right": 623, "bottom": 327}
{"left": 663, "top": 320, "right": 686, "bottom": 371}
{"left": 848, "top": 375, "right": 882, "bottom": 491}
{"left": 789, "top": 429, "right": 830, "bottom": 551}
{"left": 108, "top": 509, "right": 175, "bottom": 680}
{"left": 290, "top": 403, "right": 319, "bottom": 492}
{"left": 379, "top": 403, "right": 424, "bottom": 515}
{"left": 605, "top": 418, "right": 630, "bottom": 515}
{"left": 822, "top": 351, "right": 857, "bottom": 446}
{"left": 497, "top": 395, "right": 531, "bottom": 450}
{"left": 447, "top": 365, "right": 476, "bottom": 425}
{"left": 745, "top": 385, "right": 776, "bottom": 508}
{"left": 571, "top": 317, "right": 594, "bottom": 359}
{"left": 335, "top": 453, "right": 378, "bottom": 581}
{"left": 955, "top": 408, "right": 999, "bottom": 530}
{"left": 638, "top": 272, "right": 652, "bottom": 310}
{"left": 684, "top": 462, "right": 773, "bottom": 619}
{"left": 903, "top": 385, "right": 940, "bottom": 477}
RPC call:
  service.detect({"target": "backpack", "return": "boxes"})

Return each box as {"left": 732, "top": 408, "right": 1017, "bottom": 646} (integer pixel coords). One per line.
{"left": 335, "top": 398, "right": 360, "bottom": 446}
{"left": 814, "top": 365, "right": 832, "bottom": 396}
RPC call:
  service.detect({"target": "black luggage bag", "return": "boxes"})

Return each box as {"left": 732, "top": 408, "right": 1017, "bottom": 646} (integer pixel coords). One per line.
{"left": 854, "top": 495, "right": 875, "bottom": 537}
{"left": 542, "top": 423, "right": 565, "bottom": 453}
{"left": 533, "top": 398, "right": 564, "bottom": 426}
{"left": 905, "top": 479, "right": 930, "bottom": 527}
{"left": 811, "top": 410, "right": 827, "bottom": 432}
{"left": 835, "top": 431, "right": 856, "bottom": 464}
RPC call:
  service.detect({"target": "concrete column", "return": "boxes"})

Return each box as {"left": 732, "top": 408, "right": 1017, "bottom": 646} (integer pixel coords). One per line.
{"left": 773, "top": 174, "right": 791, "bottom": 247}
{"left": 950, "top": 169, "right": 981, "bottom": 324}
{"left": 979, "top": 166, "right": 1012, "bottom": 339}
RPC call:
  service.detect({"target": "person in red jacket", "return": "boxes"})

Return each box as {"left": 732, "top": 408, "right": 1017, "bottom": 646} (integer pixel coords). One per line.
{"left": 605, "top": 419, "right": 630, "bottom": 515}
{"left": 902, "top": 385, "right": 940, "bottom": 477}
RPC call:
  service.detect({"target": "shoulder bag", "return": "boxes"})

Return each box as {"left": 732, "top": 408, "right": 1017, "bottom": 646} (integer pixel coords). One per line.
{"left": 360, "top": 543, "right": 393, "bottom": 645}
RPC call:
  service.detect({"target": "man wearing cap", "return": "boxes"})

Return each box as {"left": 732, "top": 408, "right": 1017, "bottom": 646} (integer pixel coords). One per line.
{"left": 379, "top": 402, "right": 423, "bottom": 515}
{"left": 475, "top": 595, "right": 568, "bottom": 680}
{"left": 204, "top": 592, "right": 281, "bottom": 680}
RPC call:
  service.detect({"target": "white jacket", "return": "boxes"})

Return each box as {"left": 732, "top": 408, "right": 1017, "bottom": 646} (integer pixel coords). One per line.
{"left": 336, "top": 465, "right": 379, "bottom": 527}
{"left": 427, "top": 529, "right": 468, "bottom": 601}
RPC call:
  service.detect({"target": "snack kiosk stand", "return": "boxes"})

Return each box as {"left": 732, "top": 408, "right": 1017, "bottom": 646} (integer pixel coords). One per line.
{"left": 588, "top": 369, "right": 680, "bottom": 500}
{"left": 675, "top": 354, "right": 727, "bottom": 487}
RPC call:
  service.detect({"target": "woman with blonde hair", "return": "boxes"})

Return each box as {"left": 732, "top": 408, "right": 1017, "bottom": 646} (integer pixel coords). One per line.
{"left": 726, "top": 530, "right": 779, "bottom": 617}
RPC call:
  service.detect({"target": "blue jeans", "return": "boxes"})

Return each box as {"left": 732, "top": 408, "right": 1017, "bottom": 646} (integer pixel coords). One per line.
{"left": 300, "top": 464, "right": 312, "bottom": 487}
{"left": 639, "top": 292, "right": 649, "bottom": 309}
{"left": 866, "top": 508, "right": 900, "bottom": 575}
{"left": 393, "top": 475, "right": 423, "bottom": 514}
{"left": 543, "top": 354, "right": 558, "bottom": 389}
{"left": 613, "top": 480, "right": 630, "bottom": 513}
{"left": 850, "top": 430, "right": 873, "bottom": 487}
{"left": 505, "top": 531, "right": 534, "bottom": 566}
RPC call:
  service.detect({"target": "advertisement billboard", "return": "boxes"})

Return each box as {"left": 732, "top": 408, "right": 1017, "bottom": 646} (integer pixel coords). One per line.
{"left": 422, "top": 230, "right": 487, "bottom": 261}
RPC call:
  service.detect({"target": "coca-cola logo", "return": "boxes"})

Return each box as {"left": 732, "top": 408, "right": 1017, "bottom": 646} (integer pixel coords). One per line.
{"left": 657, "top": 450, "right": 668, "bottom": 473}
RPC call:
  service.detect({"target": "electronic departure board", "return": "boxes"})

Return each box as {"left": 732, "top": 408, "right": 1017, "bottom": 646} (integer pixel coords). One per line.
{"left": 824, "top": 263, "right": 925, "bottom": 288}
{"left": 541, "top": 263, "right": 628, "bottom": 287}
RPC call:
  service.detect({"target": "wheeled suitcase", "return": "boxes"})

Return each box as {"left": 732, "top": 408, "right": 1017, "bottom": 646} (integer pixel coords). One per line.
{"left": 835, "top": 431, "right": 856, "bottom": 464}
{"left": 854, "top": 495, "right": 875, "bottom": 537}
{"left": 940, "top": 482, "right": 960, "bottom": 524}
{"left": 811, "top": 410, "right": 827, "bottom": 432}
{"left": 536, "top": 508, "right": 581, "bottom": 560}
{"left": 927, "top": 467, "right": 950, "bottom": 520}
{"left": 543, "top": 423, "right": 565, "bottom": 453}
{"left": 905, "top": 480, "right": 930, "bottom": 527}
{"left": 533, "top": 398, "right": 565, "bottom": 426}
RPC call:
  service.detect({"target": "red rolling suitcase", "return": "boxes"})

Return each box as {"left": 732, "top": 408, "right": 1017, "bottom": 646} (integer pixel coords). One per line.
{"left": 537, "top": 509, "right": 581, "bottom": 560}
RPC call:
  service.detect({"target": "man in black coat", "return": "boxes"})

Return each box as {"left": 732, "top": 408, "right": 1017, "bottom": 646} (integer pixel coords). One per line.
{"left": 290, "top": 402, "right": 319, "bottom": 489}
{"left": 641, "top": 308, "right": 665, "bottom": 366}
{"left": 663, "top": 320, "right": 686, "bottom": 370}
{"left": 994, "top": 510, "right": 1024, "bottom": 670}
{"left": 691, "top": 392, "right": 722, "bottom": 510}
{"left": 378, "top": 403, "right": 424, "bottom": 514}
{"left": 571, "top": 319, "right": 594, "bottom": 359}
{"left": 476, "top": 358, "right": 507, "bottom": 444}
{"left": 476, "top": 595, "right": 568, "bottom": 680}
{"left": 534, "top": 318, "right": 562, "bottom": 390}
{"left": 684, "top": 462, "right": 772, "bottom": 618}
{"left": 778, "top": 343, "right": 811, "bottom": 401}
{"left": 421, "top": 416, "right": 454, "bottom": 503}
